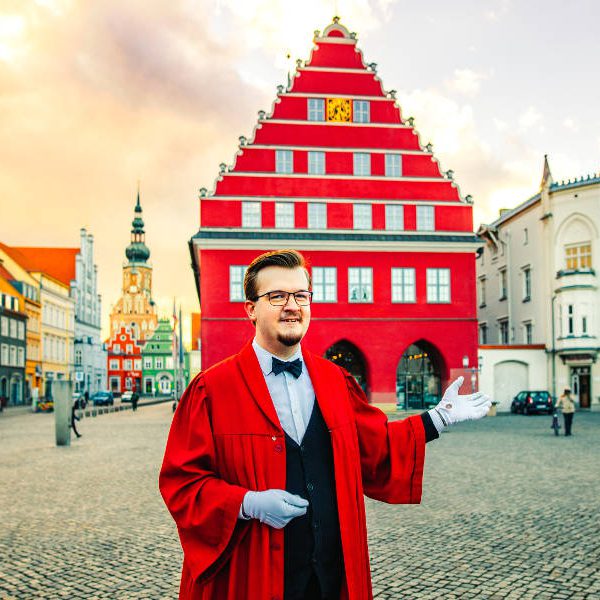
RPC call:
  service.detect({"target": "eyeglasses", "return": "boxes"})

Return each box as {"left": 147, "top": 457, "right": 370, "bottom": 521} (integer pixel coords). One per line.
{"left": 254, "top": 290, "right": 313, "bottom": 306}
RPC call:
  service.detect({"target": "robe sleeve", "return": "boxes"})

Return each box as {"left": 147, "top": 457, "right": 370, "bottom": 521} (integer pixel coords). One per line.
{"left": 159, "top": 374, "right": 249, "bottom": 582}
{"left": 344, "top": 370, "right": 426, "bottom": 504}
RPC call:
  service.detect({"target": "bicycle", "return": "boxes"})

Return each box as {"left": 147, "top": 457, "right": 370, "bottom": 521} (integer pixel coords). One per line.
{"left": 551, "top": 408, "right": 560, "bottom": 436}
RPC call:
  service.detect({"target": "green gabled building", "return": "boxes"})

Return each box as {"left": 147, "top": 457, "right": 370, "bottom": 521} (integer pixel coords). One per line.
{"left": 141, "top": 318, "right": 190, "bottom": 396}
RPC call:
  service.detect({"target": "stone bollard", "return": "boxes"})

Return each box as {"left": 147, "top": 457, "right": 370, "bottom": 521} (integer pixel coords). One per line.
{"left": 54, "top": 380, "right": 73, "bottom": 446}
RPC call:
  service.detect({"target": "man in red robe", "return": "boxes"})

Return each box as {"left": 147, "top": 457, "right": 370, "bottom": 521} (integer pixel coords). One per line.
{"left": 160, "top": 249, "right": 491, "bottom": 600}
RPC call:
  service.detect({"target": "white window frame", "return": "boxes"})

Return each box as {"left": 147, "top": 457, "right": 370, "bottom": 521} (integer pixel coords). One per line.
{"left": 143, "top": 357, "right": 152, "bottom": 369}
{"left": 308, "top": 203, "right": 327, "bottom": 229}
{"left": 522, "top": 266, "right": 531, "bottom": 301}
{"left": 391, "top": 268, "right": 416, "bottom": 303}
{"left": 312, "top": 267, "right": 337, "bottom": 303}
{"left": 353, "top": 204, "right": 372, "bottom": 230}
{"left": 523, "top": 321, "right": 533, "bottom": 344}
{"left": 416, "top": 205, "right": 435, "bottom": 231}
{"left": 275, "top": 150, "right": 293, "bottom": 174}
{"left": 499, "top": 269, "right": 507, "bottom": 300}
{"left": 426, "top": 268, "right": 451, "bottom": 303}
{"left": 275, "top": 202, "right": 294, "bottom": 228}
{"left": 479, "top": 323, "right": 488, "bottom": 345}
{"left": 479, "top": 277, "right": 487, "bottom": 307}
{"left": 385, "top": 204, "right": 404, "bottom": 231}
{"left": 109, "top": 359, "right": 119, "bottom": 370}
{"left": 498, "top": 319, "right": 509, "bottom": 344}
{"left": 242, "top": 201, "right": 261, "bottom": 228}
{"left": 348, "top": 268, "right": 373, "bottom": 303}
{"left": 307, "top": 151, "right": 325, "bottom": 175}
{"left": 353, "top": 153, "right": 371, "bottom": 176}
{"left": 229, "top": 265, "right": 247, "bottom": 302}
{"left": 155, "top": 357, "right": 163, "bottom": 369}
{"left": 353, "top": 100, "right": 370, "bottom": 123}
{"left": 307, "top": 98, "right": 325, "bottom": 121}
{"left": 385, "top": 154, "right": 402, "bottom": 177}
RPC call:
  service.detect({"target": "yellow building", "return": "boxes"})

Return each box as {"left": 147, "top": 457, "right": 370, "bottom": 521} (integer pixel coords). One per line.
{"left": 110, "top": 191, "right": 158, "bottom": 342}
{"left": 0, "top": 244, "right": 43, "bottom": 399}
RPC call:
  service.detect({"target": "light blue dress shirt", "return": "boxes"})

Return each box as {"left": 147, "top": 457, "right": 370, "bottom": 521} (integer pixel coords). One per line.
{"left": 252, "top": 339, "right": 316, "bottom": 445}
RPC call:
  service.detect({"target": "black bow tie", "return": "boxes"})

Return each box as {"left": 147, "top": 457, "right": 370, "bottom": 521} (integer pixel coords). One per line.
{"left": 272, "top": 357, "right": 303, "bottom": 378}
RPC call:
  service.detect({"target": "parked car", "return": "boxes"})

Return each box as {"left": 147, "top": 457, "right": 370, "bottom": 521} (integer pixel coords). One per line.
{"left": 92, "top": 391, "right": 114, "bottom": 406}
{"left": 121, "top": 391, "right": 134, "bottom": 403}
{"left": 511, "top": 390, "right": 553, "bottom": 415}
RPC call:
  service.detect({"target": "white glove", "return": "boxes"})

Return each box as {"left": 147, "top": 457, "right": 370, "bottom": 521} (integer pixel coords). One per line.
{"left": 434, "top": 376, "right": 492, "bottom": 425}
{"left": 242, "top": 489, "right": 309, "bottom": 529}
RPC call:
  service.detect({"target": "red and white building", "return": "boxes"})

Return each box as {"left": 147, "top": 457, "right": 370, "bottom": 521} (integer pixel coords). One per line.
{"left": 106, "top": 326, "right": 142, "bottom": 394}
{"left": 190, "top": 18, "right": 481, "bottom": 408}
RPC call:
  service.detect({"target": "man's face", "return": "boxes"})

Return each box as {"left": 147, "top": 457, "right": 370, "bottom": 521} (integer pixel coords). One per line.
{"left": 245, "top": 266, "right": 311, "bottom": 352}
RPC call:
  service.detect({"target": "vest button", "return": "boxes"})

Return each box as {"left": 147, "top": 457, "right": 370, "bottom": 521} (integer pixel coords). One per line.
{"left": 271, "top": 436, "right": 277, "bottom": 441}
{"left": 306, "top": 482, "right": 314, "bottom": 492}
{"left": 311, "top": 556, "right": 318, "bottom": 565}
{"left": 274, "top": 443, "right": 283, "bottom": 453}
{"left": 300, "top": 445, "right": 305, "bottom": 453}
{"left": 312, "top": 521, "right": 319, "bottom": 530}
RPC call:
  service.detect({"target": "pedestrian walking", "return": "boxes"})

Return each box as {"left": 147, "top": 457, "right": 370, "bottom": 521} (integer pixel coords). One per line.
{"left": 83, "top": 390, "right": 89, "bottom": 410}
{"left": 131, "top": 391, "right": 139, "bottom": 412}
{"left": 556, "top": 387, "right": 576, "bottom": 436}
{"left": 71, "top": 399, "right": 82, "bottom": 438}
{"left": 159, "top": 249, "right": 493, "bottom": 600}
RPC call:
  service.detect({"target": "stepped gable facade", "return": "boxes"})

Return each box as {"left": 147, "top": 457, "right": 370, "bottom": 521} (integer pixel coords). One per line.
{"left": 190, "top": 18, "right": 480, "bottom": 406}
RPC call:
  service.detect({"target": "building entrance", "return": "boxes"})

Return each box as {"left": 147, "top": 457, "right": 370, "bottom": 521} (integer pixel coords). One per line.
{"left": 324, "top": 340, "right": 368, "bottom": 395}
{"left": 396, "top": 342, "right": 442, "bottom": 410}
{"left": 571, "top": 366, "right": 591, "bottom": 409}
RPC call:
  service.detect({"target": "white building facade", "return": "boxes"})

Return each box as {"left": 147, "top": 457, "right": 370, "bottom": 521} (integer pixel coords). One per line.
{"left": 72, "top": 229, "right": 106, "bottom": 394}
{"left": 477, "top": 158, "right": 599, "bottom": 411}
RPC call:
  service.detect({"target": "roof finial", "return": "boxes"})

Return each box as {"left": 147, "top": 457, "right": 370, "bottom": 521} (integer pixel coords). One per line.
{"left": 135, "top": 180, "right": 142, "bottom": 213}
{"left": 540, "top": 154, "right": 553, "bottom": 190}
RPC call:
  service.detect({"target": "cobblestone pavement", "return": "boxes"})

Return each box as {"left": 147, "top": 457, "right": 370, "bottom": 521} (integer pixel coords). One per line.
{"left": 1, "top": 405, "right": 599, "bottom": 599}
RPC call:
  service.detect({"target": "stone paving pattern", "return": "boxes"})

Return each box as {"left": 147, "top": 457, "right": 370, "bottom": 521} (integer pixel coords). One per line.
{"left": 1, "top": 404, "right": 599, "bottom": 599}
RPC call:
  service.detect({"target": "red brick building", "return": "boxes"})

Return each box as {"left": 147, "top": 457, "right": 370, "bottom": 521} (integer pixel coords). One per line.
{"left": 106, "top": 327, "right": 142, "bottom": 394}
{"left": 190, "top": 18, "right": 480, "bottom": 407}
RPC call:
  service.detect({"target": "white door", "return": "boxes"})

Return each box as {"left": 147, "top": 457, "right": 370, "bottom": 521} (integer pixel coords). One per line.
{"left": 494, "top": 361, "right": 528, "bottom": 412}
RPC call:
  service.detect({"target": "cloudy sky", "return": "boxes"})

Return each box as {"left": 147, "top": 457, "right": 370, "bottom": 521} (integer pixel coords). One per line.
{"left": 1, "top": 0, "right": 598, "bottom": 343}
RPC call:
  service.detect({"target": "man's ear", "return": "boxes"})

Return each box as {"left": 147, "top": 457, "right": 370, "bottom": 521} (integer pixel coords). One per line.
{"left": 244, "top": 299, "right": 257, "bottom": 324}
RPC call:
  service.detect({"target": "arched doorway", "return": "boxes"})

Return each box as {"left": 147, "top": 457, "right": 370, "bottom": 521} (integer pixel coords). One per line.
{"left": 158, "top": 374, "right": 172, "bottom": 395}
{"left": 396, "top": 342, "right": 443, "bottom": 410}
{"left": 324, "top": 340, "right": 368, "bottom": 394}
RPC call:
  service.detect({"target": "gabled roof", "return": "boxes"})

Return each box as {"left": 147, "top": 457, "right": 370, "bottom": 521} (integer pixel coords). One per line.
{"left": 10, "top": 246, "right": 78, "bottom": 286}
{"left": 0, "top": 262, "right": 16, "bottom": 282}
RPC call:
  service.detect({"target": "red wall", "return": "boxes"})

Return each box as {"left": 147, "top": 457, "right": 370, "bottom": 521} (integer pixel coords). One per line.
{"left": 197, "top": 248, "right": 478, "bottom": 403}
{"left": 253, "top": 122, "right": 421, "bottom": 150}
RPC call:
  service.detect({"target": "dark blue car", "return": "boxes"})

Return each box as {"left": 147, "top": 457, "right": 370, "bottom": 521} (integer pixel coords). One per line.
{"left": 92, "top": 391, "right": 114, "bottom": 406}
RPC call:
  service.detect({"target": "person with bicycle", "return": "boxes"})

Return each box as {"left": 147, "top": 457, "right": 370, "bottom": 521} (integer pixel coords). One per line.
{"left": 555, "top": 387, "right": 576, "bottom": 436}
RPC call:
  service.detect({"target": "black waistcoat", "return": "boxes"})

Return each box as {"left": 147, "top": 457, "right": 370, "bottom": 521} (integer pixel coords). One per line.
{"left": 284, "top": 401, "right": 343, "bottom": 600}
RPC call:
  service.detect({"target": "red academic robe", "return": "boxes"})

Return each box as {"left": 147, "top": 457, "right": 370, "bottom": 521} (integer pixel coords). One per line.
{"left": 159, "top": 341, "right": 426, "bottom": 600}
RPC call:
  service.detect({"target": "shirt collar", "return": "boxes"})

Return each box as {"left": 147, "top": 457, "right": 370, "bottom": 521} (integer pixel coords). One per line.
{"left": 252, "top": 338, "right": 303, "bottom": 377}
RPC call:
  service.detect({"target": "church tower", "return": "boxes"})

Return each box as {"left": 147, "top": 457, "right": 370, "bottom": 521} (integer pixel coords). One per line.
{"left": 109, "top": 189, "right": 158, "bottom": 343}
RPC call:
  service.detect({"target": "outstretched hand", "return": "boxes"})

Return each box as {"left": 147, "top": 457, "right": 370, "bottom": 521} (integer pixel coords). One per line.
{"left": 435, "top": 376, "right": 492, "bottom": 425}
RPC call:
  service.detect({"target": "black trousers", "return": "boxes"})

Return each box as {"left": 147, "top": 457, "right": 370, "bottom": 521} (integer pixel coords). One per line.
{"left": 286, "top": 571, "right": 329, "bottom": 600}
{"left": 564, "top": 412, "right": 574, "bottom": 436}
